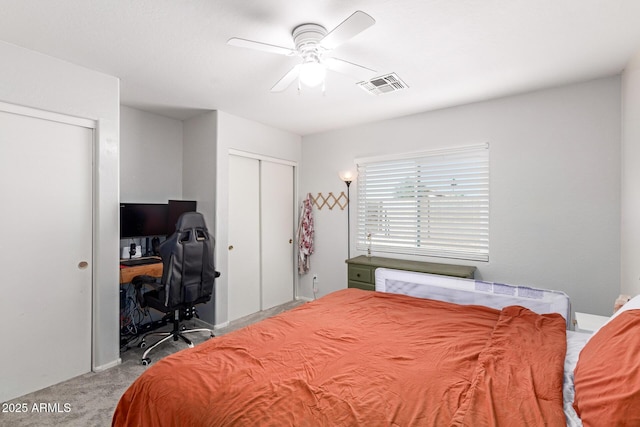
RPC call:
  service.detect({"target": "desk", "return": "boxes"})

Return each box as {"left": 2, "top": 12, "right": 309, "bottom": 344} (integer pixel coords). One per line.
{"left": 119, "top": 258, "right": 163, "bottom": 284}
{"left": 119, "top": 258, "right": 164, "bottom": 346}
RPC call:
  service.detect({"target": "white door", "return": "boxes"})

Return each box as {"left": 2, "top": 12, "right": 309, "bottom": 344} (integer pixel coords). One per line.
{"left": 261, "top": 161, "right": 294, "bottom": 310}
{"left": 0, "top": 108, "right": 93, "bottom": 402}
{"left": 228, "top": 155, "right": 261, "bottom": 321}
{"left": 228, "top": 154, "right": 295, "bottom": 322}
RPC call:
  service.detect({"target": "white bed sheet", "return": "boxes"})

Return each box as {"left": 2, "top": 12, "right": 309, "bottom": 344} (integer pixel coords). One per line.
{"left": 564, "top": 330, "right": 590, "bottom": 427}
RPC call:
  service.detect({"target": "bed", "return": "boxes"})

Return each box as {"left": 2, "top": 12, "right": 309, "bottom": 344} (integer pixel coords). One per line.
{"left": 112, "top": 269, "right": 640, "bottom": 426}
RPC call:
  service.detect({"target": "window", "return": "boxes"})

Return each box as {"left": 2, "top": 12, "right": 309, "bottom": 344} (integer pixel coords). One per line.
{"left": 356, "top": 144, "right": 489, "bottom": 262}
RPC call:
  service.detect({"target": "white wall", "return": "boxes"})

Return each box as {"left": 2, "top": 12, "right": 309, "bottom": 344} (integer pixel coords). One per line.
{"left": 183, "top": 111, "right": 302, "bottom": 326}
{"left": 300, "top": 77, "right": 621, "bottom": 316}
{"left": 183, "top": 111, "right": 218, "bottom": 324}
{"left": 120, "top": 105, "right": 183, "bottom": 202}
{"left": 0, "top": 40, "right": 120, "bottom": 370}
{"left": 621, "top": 51, "right": 640, "bottom": 296}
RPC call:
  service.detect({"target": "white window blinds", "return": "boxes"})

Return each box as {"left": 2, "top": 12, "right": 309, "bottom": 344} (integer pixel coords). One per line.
{"left": 356, "top": 144, "right": 489, "bottom": 262}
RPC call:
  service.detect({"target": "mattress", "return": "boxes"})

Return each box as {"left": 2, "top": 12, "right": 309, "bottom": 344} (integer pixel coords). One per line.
{"left": 113, "top": 288, "right": 567, "bottom": 426}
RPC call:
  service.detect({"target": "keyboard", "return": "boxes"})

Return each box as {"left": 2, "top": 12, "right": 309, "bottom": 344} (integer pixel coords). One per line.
{"left": 120, "top": 257, "right": 162, "bottom": 267}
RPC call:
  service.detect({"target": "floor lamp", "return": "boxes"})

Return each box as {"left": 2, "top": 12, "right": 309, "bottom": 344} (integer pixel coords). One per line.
{"left": 339, "top": 171, "right": 356, "bottom": 259}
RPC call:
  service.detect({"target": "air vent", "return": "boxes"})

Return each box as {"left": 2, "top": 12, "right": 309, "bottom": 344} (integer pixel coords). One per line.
{"left": 357, "top": 73, "right": 408, "bottom": 95}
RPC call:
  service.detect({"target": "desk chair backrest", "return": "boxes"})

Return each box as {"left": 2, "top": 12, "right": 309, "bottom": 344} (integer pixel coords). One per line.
{"left": 159, "top": 212, "right": 217, "bottom": 307}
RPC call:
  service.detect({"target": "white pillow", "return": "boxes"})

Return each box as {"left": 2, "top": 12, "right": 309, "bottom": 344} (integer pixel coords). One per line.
{"left": 590, "top": 293, "right": 640, "bottom": 336}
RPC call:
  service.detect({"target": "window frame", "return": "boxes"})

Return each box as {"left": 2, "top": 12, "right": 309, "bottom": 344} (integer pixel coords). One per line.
{"left": 355, "top": 143, "right": 490, "bottom": 262}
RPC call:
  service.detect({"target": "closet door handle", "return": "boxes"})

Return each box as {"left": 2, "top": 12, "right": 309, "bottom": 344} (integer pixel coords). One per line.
{"left": 228, "top": 245, "right": 234, "bottom": 251}
{"left": 289, "top": 239, "right": 293, "bottom": 244}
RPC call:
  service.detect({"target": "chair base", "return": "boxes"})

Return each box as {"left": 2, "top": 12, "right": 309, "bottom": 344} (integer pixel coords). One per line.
{"left": 139, "top": 321, "right": 214, "bottom": 365}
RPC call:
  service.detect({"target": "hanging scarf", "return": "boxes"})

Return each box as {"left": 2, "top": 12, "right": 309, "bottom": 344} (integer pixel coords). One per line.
{"left": 297, "top": 194, "right": 315, "bottom": 274}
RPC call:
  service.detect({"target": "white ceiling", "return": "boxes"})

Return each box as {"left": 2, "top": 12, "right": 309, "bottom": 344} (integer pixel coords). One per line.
{"left": 1, "top": 0, "right": 640, "bottom": 136}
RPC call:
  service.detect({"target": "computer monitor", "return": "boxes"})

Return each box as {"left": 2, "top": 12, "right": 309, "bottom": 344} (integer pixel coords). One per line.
{"left": 120, "top": 203, "right": 169, "bottom": 238}
{"left": 167, "top": 200, "right": 198, "bottom": 235}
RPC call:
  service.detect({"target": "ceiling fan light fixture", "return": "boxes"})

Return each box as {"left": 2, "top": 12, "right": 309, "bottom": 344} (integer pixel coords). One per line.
{"left": 228, "top": 11, "right": 376, "bottom": 93}
{"left": 299, "top": 60, "right": 326, "bottom": 87}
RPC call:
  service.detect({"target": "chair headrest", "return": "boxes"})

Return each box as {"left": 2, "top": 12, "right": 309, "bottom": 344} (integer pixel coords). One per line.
{"left": 175, "top": 212, "right": 207, "bottom": 231}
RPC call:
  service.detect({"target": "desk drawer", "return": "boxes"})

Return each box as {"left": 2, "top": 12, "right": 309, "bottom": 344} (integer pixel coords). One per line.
{"left": 348, "top": 266, "right": 373, "bottom": 284}
{"left": 348, "top": 280, "right": 375, "bottom": 291}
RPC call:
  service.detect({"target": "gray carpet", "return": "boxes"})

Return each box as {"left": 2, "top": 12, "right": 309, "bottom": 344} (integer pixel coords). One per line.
{"left": 0, "top": 300, "right": 305, "bottom": 427}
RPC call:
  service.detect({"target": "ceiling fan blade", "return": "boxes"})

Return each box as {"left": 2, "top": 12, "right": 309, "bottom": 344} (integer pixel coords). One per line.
{"left": 325, "top": 57, "right": 376, "bottom": 82}
{"left": 271, "top": 64, "right": 301, "bottom": 92}
{"left": 227, "top": 37, "right": 295, "bottom": 56}
{"left": 320, "top": 10, "right": 375, "bottom": 50}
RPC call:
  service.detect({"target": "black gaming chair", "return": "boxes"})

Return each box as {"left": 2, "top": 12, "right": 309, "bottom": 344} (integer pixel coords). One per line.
{"left": 134, "top": 212, "right": 220, "bottom": 365}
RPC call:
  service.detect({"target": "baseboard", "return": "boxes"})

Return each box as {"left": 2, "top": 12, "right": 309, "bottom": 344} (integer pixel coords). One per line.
{"left": 214, "top": 320, "right": 230, "bottom": 329}
{"left": 192, "top": 317, "right": 217, "bottom": 329}
{"left": 205, "top": 298, "right": 307, "bottom": 331}
{"left": 190, "top": 317, "right": 229, "bottom": 331}
{"left": 93, "top": 358, "right": 122, "bottom": 372}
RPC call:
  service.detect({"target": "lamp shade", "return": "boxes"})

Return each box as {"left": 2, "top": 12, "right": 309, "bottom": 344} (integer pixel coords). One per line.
{"left": 339, "top": 170, "right": 357, "bottom": 182}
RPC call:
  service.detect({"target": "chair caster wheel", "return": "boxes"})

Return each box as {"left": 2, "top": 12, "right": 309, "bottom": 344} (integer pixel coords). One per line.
{"left": 181, "top": 325, "right": 187, "bottom": 331}
{"left": 139, "top": 341, "right": 147, "bottom": 349}
{"left": 141, "top": 358, "right": 151, "bottom": 366}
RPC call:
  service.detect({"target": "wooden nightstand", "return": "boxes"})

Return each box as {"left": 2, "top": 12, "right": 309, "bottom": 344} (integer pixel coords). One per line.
{"left": 346, "top": 255, "right": 476, "bottom": 291}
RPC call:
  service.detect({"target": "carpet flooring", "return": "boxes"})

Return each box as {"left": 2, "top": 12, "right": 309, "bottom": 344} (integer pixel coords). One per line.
{"left": 0, "top": 299, "right": 305, "bottom": 427}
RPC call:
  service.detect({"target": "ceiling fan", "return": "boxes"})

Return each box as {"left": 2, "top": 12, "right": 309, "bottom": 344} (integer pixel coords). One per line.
{"left": 227, "top": 10, "right": 377, "bottom": 92}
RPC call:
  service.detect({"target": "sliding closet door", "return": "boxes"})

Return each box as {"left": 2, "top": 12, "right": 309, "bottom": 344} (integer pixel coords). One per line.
{"left": 261, "top": 161, "right": 294, "bottom": 310}
{"left": 228, "top": 155, "right": 261, "bottom": 321}
{"left": 0, "top": 108, "right": 93, "bottom": 402}
{"left": 228, "top": 153, "right": 295, "bottom": 322}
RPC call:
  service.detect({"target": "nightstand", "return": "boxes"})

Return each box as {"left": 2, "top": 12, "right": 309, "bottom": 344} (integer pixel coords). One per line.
{"left": 574, "top": 312, "right": 609, "bottom": 333}
{"left": 346, "top": 255, "right": 476, "bottom": 291}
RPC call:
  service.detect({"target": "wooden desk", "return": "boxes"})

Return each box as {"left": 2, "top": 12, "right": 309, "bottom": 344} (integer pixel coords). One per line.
{"left": 119, "top": 258, "right": 163, "bottom": 284}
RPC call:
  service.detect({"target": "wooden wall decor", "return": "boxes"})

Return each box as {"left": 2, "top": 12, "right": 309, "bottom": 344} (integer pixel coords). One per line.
{"left": 309, "top": 192, "right": 348, "bottom": 210}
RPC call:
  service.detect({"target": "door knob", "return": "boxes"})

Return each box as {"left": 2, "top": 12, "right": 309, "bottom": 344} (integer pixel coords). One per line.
{"left": 289, "top": 239, "right": 293, "bottom": 244}
{"left": 78, "top": 261, "right": 89, "bottom": 269}
{"left": 228, "top": 245, "right": 234, "bottom": 250}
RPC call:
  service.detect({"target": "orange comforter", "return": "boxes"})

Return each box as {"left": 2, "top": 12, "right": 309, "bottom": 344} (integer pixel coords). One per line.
{"left": 113, "top": 289, "right": 567, "bottom": 426}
